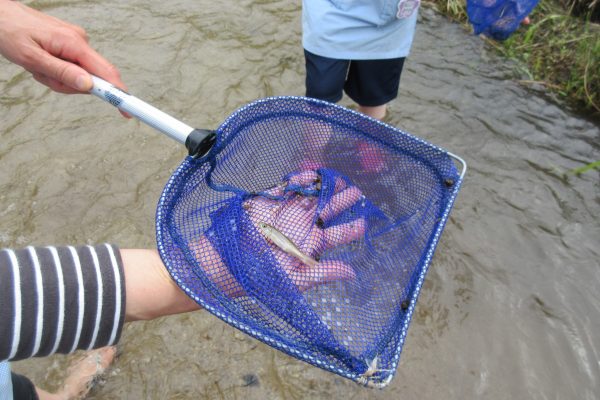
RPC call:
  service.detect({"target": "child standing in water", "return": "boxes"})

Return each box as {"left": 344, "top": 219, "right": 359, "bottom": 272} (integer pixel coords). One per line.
{"left": 302, "top": 0, "right": 420, "bottom": 121}
{"left": 300, "top": 0, "right": 420, "bottom": 173}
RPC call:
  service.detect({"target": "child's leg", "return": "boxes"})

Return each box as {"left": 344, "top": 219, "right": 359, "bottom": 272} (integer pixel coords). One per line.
{"left": 344, "top": 57, "right": 405, "bottom": 120}
{"left": 344, "top": 58, "right": 406, "bottom": 172}
{"left": 357, "top": 105, "right": 387, "bottom": 120}
{"left": 301, "top": 50, "right": 350, "bottom": 170}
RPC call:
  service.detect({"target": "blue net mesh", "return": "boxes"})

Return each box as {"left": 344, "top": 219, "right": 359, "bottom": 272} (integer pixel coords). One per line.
{"left": 156, "top": 97, "right": 464, "bottom": 387}
{"left": 467, "top": 0, "right": 539, "bottom": 40}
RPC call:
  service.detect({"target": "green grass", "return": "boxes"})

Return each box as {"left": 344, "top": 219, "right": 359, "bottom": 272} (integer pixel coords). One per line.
{"left": 569, "top": 160, "right": 600, "bottom": 174}
{"left": 425, "top": 0, "right": 600, "bottom": 120}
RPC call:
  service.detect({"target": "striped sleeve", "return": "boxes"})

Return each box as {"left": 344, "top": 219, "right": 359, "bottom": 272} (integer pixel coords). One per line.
{"left": 0, "top": 244, "right": 125, "bottom": 362}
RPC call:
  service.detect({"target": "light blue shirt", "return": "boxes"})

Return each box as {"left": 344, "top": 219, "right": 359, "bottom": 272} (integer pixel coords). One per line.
{"left": 0, "top": 362, "right": 12, "bottom": 400}
{"left": 302, "top": 0, "right": 419, "bottom": 60}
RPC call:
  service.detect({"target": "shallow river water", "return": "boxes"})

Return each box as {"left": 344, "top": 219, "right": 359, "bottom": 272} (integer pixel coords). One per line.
{"left": 3, "top": 1, "right": 600, "bottom": 399}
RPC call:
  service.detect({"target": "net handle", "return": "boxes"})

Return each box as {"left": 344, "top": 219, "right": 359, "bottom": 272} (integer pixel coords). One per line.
{"left": 89, "top": 75, "right": 216, "bottom": 157}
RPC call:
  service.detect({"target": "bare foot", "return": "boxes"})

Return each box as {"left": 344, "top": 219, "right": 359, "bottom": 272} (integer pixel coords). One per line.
{"left": 62, "top": 346, "right": 116, "bottom": 399}
{"left": 36, "top": 346, "right": 117, "bottom": 400}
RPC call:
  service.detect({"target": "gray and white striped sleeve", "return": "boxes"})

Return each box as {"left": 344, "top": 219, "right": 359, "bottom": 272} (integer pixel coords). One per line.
{"left": 0, "top": 244, "right": 125, "bottom": 362}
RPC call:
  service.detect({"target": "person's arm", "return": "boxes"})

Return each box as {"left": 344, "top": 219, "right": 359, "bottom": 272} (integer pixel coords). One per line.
{"left": 0, "top": 0, "right": 125, "bottom": 93}
{"left": 121, "top": 249, "right": 201, "bottom": 322}
{"left": 0, "top": 245, "right": 200, "bottom": 362}
{"left": 0, "top": 245, "right": 125, "bottom": 361}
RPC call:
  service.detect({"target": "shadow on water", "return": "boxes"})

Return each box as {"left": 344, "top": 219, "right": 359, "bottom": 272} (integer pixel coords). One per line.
{"left": 3, "top": 1, "right": 599, "bottom": 399}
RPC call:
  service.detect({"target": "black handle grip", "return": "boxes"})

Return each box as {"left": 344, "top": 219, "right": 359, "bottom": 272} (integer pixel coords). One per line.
{"left": 185, "top": 129, "right": 217, "bottom": 158}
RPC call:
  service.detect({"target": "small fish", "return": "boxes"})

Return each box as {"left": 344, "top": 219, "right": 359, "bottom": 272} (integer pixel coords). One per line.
{"left": 257, "top": 222, "right": 318, "bottom": 267}
{"left": 356, "top": 356, "right": 394, "bottom": 387}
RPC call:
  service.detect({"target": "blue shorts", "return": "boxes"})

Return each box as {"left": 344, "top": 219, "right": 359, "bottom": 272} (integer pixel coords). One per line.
{"left": 304, "top": 50, "right": 406, "bottom": 107}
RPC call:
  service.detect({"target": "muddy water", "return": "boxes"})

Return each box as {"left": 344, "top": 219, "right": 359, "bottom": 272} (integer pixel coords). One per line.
{"left": 3, "top": 1, "right": 599, "bottom": 399}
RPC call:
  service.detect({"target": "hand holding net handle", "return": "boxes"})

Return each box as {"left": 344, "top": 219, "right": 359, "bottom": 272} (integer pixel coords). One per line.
{"left": 89, "top": 75, "right": 216, "bottom": 157}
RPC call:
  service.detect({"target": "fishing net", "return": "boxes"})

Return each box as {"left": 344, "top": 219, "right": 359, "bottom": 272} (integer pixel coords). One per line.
{"left": 467, "top": 0, "right": 539, "bottom": 40}
{"left": 156, "top": 97, "right": 465, "bottom": 388}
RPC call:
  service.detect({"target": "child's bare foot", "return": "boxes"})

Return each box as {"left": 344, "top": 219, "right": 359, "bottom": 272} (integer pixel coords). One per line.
{"left": 36, "top": 346, "right": 117, "bottom": 400}
{"left": 62, "top": 346, "right": 116, "bottom": 399}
